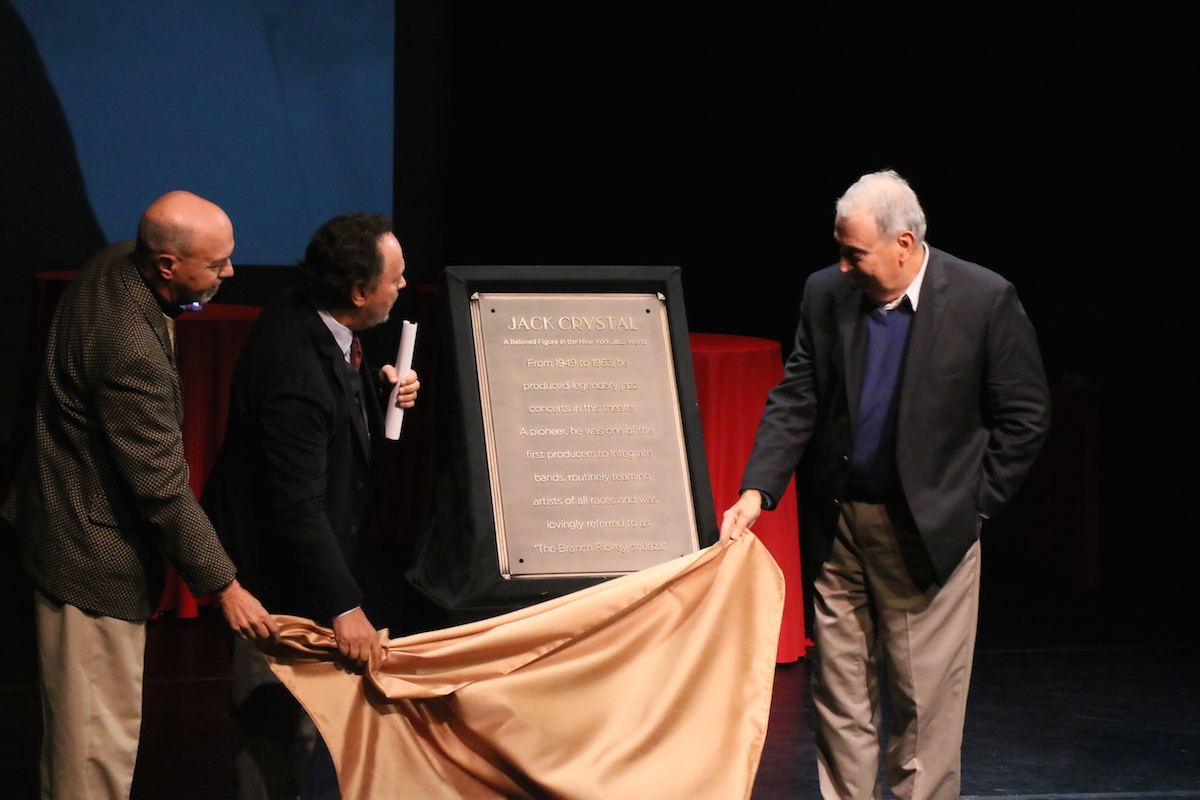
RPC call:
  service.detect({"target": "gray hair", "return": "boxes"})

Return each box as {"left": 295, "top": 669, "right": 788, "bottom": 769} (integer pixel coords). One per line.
{"left": 835, "top": 169, "right": 927, "bottom": 245}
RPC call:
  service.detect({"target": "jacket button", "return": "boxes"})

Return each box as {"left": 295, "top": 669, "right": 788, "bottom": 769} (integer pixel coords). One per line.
{"left": 348, "top": 525, "right": 358, "bottom": 537}
{"left": 354, "top": 480, "right": 365, "bottom": 491}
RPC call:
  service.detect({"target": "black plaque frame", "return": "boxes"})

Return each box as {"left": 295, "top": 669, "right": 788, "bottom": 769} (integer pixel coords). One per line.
{"left": 406, "top": 266, "right": 717, "bottom": 620}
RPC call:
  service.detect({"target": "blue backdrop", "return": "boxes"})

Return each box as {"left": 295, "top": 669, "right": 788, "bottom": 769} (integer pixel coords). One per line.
{"left": 12, "top": 0, "right": 393, "bottom": 264}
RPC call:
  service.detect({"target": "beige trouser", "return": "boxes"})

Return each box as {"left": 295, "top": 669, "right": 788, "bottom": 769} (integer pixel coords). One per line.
{"left": 35, "top": 590, "right": 147, "bottom": 800}
{"left": 812, "top": 502, "right": 980, "bottom": 800}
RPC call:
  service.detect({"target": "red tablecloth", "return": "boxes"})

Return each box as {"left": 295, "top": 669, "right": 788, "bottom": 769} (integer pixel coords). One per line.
{"left": 690, "top": 333, "right": 808, "bottom": 662}
{"left": 159, "top": 303, "right": 263, "bottom": 616}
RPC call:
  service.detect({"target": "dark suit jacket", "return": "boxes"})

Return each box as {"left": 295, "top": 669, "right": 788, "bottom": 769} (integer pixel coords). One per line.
{"left": 202, "top": 286, "right": 386, "bottom": 624}
{"left": 741, "top": 246, "right": 1050, "bottom": 582}
{"left": 2, "top": 242, "right": 236, "bottom": 620}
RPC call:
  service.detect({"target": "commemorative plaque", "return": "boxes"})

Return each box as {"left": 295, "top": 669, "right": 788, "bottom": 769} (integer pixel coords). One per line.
{"left": 471, "top": 292, "right": 699, "bottom": 577}
{"left": 407, "top": 266, "right": 716, "bottom": 621}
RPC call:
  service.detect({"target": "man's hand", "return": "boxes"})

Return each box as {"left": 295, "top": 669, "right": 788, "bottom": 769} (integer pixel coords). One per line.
{"left": 720, "top": 490, "right": 763, "bottom": 542}
{"left": 379, "top": 366, "right": 420, "bottom": 409}
{"left": 217, "top": 579, "right": 279, "bottom": 641}
{"left": 331, "top": 607, "right": 384, "bottom": 670}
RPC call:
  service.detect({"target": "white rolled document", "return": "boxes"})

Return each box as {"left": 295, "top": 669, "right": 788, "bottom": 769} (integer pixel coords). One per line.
{"left": 384, "top": 321, "right": 418, "bottom": 440}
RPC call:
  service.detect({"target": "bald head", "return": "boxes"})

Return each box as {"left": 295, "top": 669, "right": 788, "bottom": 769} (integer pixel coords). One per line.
{"left": 136, "top": 191, "right": 232, "bottom": 259}
{"left": 134, "top": 191, "right": 235, "bottom": 305}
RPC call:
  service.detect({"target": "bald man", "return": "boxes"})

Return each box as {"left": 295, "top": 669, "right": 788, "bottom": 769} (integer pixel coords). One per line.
{"left": 3, "top": 191, "right": 276, "bottom": 800}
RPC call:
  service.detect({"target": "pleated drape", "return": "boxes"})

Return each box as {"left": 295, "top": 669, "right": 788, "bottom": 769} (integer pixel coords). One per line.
{"left": 263, "top": 533, "right": 784, "bottom": 799}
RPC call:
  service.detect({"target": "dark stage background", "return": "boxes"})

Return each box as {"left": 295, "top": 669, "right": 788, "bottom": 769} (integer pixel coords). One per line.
{"left": 3, "top": 2, "right": 1191, "bottom": 635}
{"left": 394, "top": 2, "right": 1190, "bottom": 619}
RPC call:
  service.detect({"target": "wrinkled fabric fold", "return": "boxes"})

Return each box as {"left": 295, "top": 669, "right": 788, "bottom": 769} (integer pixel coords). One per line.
{"left": 262, "top": 534, "right": 784, "bottom": 799}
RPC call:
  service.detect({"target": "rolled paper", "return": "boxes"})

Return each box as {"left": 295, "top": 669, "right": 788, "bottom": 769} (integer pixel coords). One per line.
{"left": 384, "top": 321, "right": 418, "bottom": 440}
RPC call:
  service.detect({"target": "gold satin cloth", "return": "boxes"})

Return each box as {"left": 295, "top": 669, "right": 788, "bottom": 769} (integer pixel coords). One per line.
{"left": 261, "top": 534, "right": 784, "bottom": 799}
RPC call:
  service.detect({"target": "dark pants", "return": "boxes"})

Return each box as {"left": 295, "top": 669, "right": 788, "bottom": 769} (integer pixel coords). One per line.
{"left": 230, "top": 636, "right": 331, "bottom": 800}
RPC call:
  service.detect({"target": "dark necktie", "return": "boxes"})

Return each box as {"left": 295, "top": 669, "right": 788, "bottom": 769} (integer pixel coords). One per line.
{"left": 346, "top": 335, "right": 370, "bottom": 447}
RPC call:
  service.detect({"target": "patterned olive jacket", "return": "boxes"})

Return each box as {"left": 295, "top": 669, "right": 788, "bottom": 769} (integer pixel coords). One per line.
{"left": 2, "top": 242, "right": 235, "bottom": 620}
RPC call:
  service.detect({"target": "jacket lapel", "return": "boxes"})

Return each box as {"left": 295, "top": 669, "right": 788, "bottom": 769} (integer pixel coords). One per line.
{"left": 123, "top": 257, "right": 183, "bottom": 421}
{"left": 900, "top": 247, "right": 949, "bottom": 416}
{"left": 836, "top": 281, "right": 867, "bottom": 431}
{"left": 300, "top": 300, "right": 372, "bottom": 463}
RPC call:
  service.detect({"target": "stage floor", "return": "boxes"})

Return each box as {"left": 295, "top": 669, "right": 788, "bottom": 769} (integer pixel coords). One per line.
{"left": 757, "top": 646, "right": 1200, "bottom": 799}
{"left": 2, "top": 608, "right": 1198, "bottom": 800}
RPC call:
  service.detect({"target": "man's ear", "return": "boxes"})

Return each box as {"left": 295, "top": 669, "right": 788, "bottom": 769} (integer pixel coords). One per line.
{"left": 896, "top": 231, "right": 918, "bottom": 263}
{"left": 155, "top": 255, "right": 178, "bottom": 282}
{"left": 349, "top": 282, "right": 368, "bottom": 308}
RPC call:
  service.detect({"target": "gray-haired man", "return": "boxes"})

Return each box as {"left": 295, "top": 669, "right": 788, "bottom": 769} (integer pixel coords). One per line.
{"left": 722, "top": 171, "right": 1050, "bottom": 799}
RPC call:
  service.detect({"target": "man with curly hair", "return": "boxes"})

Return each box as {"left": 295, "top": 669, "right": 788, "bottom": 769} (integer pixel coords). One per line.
{"left": 203, "top": 213, "right": 419, "bottom": 799}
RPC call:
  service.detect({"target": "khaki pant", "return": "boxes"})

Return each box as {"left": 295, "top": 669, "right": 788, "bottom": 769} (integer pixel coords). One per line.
{"left": 813, "top": 502, "right": 980, "bottom": 800}
{"left": 35, "top": 590, "right": 146, "bottom": 800}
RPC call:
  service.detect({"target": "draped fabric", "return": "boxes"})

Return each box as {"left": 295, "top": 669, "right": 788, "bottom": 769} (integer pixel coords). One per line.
{"left": 262, "top": 534, "right": 784, "bottom": 800}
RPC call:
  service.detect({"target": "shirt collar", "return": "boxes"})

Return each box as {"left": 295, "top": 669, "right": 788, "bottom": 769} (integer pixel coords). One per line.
{"left": 880, "top": 241, "right": 929, "bottom": 312}
{"left": 317, "top": 307, "right": 355, "bottom": 363}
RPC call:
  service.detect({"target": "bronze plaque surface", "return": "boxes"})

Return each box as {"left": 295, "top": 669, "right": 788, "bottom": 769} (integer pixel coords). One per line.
{"left": 471, "top": 292, "right": 700, "bottom": 577}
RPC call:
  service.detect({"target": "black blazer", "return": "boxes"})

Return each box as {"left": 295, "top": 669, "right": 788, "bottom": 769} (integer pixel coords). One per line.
{"left": 741, "top": 247, "right": 1050, "bottom": 582}
{"left": 203, "top": 287, "right": 386, "bottom": 623}
{"left": 3, "top": 242, "right": 236, "bottom": 620}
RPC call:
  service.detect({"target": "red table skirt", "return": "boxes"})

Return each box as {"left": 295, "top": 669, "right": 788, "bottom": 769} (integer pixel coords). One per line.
{"left": 690, "top": 333, "right": 808, "bottom": 662}
{"left": 162, "top": 303, "right": 263, "bottom": 617}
